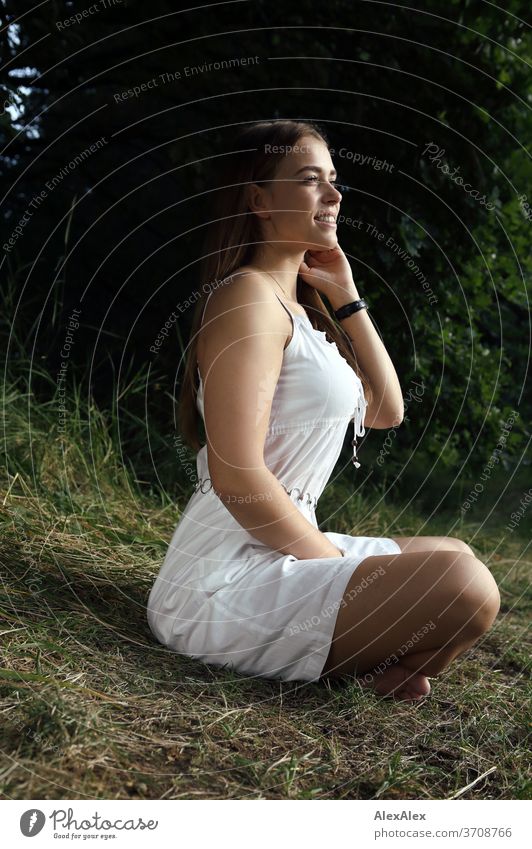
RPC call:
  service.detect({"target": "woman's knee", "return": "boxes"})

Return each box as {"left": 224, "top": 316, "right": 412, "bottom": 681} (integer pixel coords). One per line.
{"left": 446, "top": 537, "right": 477, "bottom": 558}
{"left": 444, "top": 552, "right": 501, "bottom": 635}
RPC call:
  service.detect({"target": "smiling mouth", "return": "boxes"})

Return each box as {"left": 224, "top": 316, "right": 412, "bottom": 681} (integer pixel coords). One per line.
{"left": 314, "top": 210, "right": 337, "bottom": 221}
{"left": 314, "top": 216, "right": 337, "bottom": 227}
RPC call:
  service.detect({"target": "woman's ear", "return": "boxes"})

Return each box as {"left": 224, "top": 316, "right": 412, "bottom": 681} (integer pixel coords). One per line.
{"left": 247, "top": 183, "right": 270, "bottom": 219}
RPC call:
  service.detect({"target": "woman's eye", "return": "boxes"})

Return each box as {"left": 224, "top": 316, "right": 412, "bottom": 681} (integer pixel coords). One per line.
{"left": 303, "top": 174, "right": 340, "bottom": 187}
{"left": 303, "top": 175, "right": 344, "bottom": 191}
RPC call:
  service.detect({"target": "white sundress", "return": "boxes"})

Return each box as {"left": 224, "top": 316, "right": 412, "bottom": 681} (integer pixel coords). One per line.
{"left": 147, "top": 289, "right": 402, "bottom": 682}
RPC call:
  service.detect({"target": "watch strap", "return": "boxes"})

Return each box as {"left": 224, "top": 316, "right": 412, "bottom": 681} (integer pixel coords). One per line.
{"left": 334, "top": 299, "right": 368, "bottom": 320}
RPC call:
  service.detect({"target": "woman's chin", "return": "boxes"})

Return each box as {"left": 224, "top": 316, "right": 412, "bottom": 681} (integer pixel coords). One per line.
{"left": 307, "top": 237, "right": 338, "bottom": 251}
{"left": 301, "top": 231, "right": 338, "bottom": 250}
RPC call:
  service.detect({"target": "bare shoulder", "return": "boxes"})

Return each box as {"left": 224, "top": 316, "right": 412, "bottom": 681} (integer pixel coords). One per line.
{"left": 196, "top": 270, "right": 293, "bottom": 484}
{"left": 202, "top": 267, "right": 277, "bottom": 321}
{"left": 197, "top": 268, "right": 291, "bottom": 356}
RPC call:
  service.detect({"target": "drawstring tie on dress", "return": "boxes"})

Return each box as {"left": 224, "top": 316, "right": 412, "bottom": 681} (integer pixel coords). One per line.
{"left": 351, "top": 388, "right": 368, "bottom": 469}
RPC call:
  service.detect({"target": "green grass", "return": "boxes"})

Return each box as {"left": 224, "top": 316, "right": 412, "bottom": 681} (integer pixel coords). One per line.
{"left": 0, "top": 369, "right": 530, "bottom": 801}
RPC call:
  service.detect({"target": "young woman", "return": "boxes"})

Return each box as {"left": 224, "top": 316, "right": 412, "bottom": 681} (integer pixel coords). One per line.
{"left": 147, "top": 119, "right": 500, "bottom": 702}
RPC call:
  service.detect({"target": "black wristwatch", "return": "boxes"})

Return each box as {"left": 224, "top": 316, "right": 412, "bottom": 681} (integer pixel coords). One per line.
{"left": 334, "top": 299, "right": 368, "bottom": 320}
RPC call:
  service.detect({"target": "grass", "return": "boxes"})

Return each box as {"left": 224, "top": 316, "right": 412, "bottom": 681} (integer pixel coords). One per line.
{"left": 0, "top": 367, "right": 530, "bottom": 801}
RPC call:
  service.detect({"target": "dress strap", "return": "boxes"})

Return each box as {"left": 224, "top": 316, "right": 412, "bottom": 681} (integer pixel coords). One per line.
{"left": 273, "top": 292, "right": 297, "bottom": 322}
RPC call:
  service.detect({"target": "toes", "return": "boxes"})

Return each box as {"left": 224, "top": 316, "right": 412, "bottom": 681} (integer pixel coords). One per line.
{"left": 394, "top": 675, "right": 431, "bottom": 701}
{"left": 355, "top": 665, "right": 431, "bottom": 701}
{"left": 398, "top": 685, "right": 430, "bottom": 701}
{"left": 397, "top": 668, "right": 431, "bottom": 698}
{"left": 398, "top": 689, "right": 424, "bottom": 701}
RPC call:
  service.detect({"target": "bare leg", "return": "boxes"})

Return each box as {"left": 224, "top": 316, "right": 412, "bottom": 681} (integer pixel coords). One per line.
{"left": 367, "top": 536, "right": 491, "bottom": 698}
{"left": 390, "top": 535, "right": 477, "bottom": 558}
{"left": 353, "top": 536, "right": 495, "bottom": 700}
{"left": 320, "top": 547, "right": 501, "bottom": 702}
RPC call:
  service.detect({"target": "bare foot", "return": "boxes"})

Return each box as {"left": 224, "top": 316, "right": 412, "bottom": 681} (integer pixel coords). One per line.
{"left": 356, "top": 662, "right": 431, "bottom": 702}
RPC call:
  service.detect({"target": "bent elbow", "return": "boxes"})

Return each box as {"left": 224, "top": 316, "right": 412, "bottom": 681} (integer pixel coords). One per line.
{"left": 384, "top": 404, "right": 405, "bottom": 427}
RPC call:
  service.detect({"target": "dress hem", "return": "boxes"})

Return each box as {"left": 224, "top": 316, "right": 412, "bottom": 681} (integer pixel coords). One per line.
{"left": 277, "top": 535, "right": 402, "bottom": 683}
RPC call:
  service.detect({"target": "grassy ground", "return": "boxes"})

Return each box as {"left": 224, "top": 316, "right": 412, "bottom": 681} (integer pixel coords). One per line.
{"left": 0, "top": 376, "right": 530, "bottom": 800}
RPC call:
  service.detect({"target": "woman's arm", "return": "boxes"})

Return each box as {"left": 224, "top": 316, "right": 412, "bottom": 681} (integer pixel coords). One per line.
{"left": 198, "top": 274, "right": 343, "bottom": 560}
{"left": 299, "top": 247, "right": 404, "bottom": 430}
{"left": 212, "top": 467, "right": 342, "bottom": 559}
{"left": 329, "top": 281, "right": 404, "bottom": 429}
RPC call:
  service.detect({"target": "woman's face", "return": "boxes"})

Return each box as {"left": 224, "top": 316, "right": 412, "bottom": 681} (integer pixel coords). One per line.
{"left": 249, "top": 135, "right": 343, "bottom": 251}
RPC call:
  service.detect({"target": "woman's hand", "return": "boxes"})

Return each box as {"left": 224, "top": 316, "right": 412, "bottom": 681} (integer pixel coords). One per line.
{"left": 298, "top": 244, "right": 360, "bottom": 306}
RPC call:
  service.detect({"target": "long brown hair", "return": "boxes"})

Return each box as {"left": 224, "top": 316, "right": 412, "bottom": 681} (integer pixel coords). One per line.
{"left": 178, "top": 119, "right": 372, "bottom": 453}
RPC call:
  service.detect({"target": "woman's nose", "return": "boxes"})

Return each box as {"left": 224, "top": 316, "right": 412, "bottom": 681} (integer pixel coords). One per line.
{"left": 323, "top": 182, "right": 342, "bottom": 202}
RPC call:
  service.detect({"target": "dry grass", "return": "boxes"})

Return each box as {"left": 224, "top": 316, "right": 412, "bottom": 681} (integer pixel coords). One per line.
{"left": 0, "top": 380, "right": 530, "bottom": 800}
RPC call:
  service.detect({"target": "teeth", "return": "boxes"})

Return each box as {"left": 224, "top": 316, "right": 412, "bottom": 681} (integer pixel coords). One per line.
{"left": 315, "top": 214, "right": 336, "bottom": 222}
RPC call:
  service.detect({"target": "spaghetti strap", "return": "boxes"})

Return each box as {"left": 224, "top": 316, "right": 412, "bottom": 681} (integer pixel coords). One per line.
{"left": 273, "top": 292, "right": 310, "bottom": 325}
{"left": 273, "top": 291, "right": 296, "bottom": 322}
